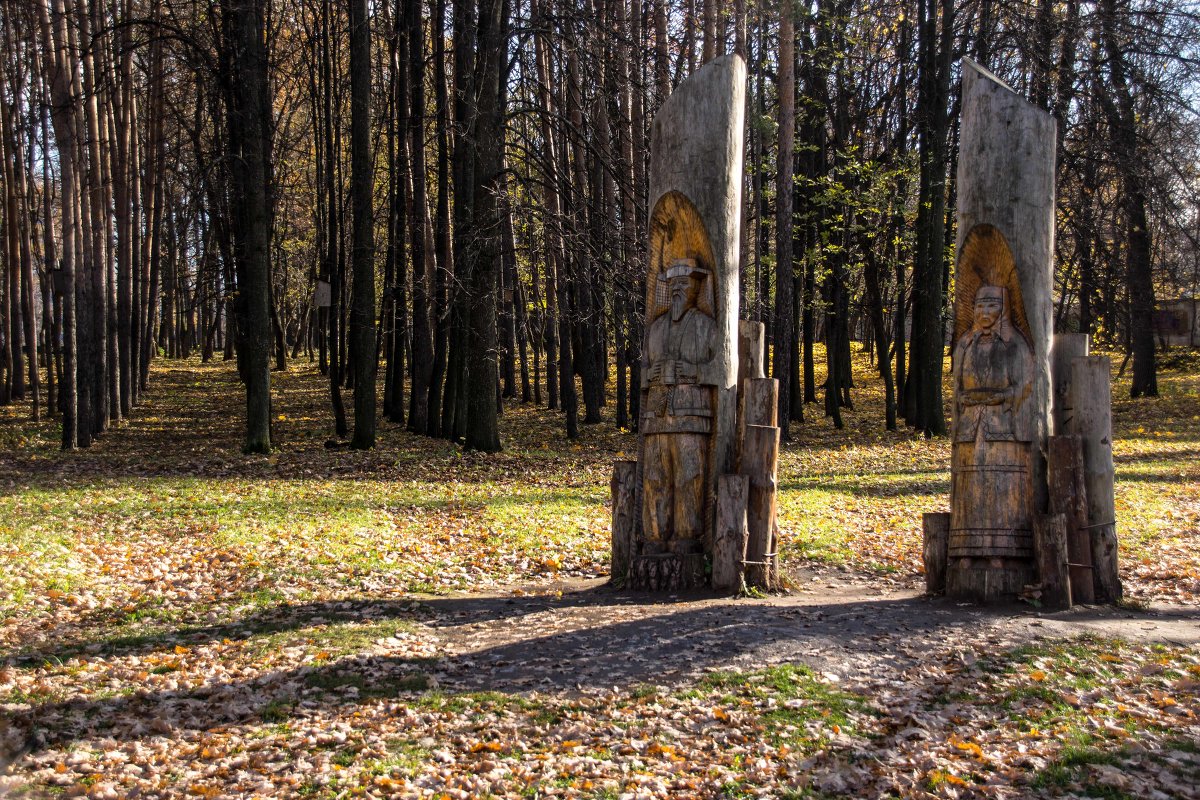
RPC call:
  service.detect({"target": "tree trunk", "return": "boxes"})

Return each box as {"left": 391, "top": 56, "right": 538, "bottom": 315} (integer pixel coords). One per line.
{"left": 349, "top": 0, "right": 376, "bottom": 449}
{"left": 222, "top": 0, "right": 274, "bottom": 454}
{"left": 772, "top": 3, "right": 795, "bottom": 441}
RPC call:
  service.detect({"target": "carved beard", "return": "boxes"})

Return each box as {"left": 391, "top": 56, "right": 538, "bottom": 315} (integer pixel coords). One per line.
{"left": 671, "top": 291, "right": 687, "bottom": 322}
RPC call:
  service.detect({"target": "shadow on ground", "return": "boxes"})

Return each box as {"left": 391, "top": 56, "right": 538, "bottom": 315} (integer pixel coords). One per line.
{"left": 9, "top": 582, "right": 1199, "bottom": 753}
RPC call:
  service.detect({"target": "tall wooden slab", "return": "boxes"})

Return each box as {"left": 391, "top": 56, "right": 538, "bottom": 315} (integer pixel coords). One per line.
{"left": 634, "top": 54, "right": 745, "bottom": 573}
{"left": 1068, "top": 356, "right": 1123, "bottom": 603}
{"left": 946, "top": 60, "right": 1055, "bottom": 602}
{"left": 1051, "top": 334, "right": 1090, "bottom": 435}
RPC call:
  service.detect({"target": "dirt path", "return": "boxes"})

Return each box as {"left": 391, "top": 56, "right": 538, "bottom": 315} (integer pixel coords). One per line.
{"left": 416, "top": 570, "right": 1200, "bottom": 694}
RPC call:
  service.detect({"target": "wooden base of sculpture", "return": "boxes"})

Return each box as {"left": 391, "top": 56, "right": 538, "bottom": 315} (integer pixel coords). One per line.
{"left": 627, "top": 553, "right": 706, "bottom": 591}
{"left": 945, "top": 556, "right": 1035, "bottom": 602}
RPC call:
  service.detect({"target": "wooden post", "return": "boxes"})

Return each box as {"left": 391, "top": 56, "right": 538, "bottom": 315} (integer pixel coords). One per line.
{"left": 1047, "top": 435, "right": 1094, "bottom": 603}
{"left": 945, "top": 60, "right": 1055, "bottom": 603}
{"left": 1068, "top": 356, "right": 1123, "bottom": 603}
{"left": 742, "top": 378, "right": 778, "bottom": 427}
{"left": 741, "top": 424, "right": 779, "bottom": 591}
{"left": 610, "top": 460, "right": 638, "bottom": 584}
{"left": 1035, "top": 513, "right": 1072, "bottom": 610}
{"left": 737, "top": 377, "right": 778, "bottom": 468}
{"left": 1051, "top": 333, "right": 1089, "bottom": 435}
{"left": 922, "top": 512, "right": 950, "bottom": 595}
{"left": 713, "top": 474, "right": 749, "bottom": 591}
{"left": 737, "top": 320, "right": 765, "bottom": 382}
{"left": 630, "top": 57, "right": 746, "bottom": 591}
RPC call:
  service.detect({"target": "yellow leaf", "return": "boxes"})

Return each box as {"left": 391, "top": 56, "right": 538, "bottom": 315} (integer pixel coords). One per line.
{"left": 950, "top": 735, "right": 984, "bottom": 759}
{"left": 174, "top": 645, "right": 190, "bottom": 655}
{"left": 1030, "top": 669, "right": 1047, "bottom": 682}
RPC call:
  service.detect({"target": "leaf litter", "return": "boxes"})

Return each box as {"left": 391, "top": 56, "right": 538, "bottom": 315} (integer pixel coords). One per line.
{"left": 0, "top": 352, "right": 1197, "bottom": 797}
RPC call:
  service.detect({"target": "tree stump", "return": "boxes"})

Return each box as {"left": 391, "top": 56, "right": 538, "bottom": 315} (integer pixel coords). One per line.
{"left": 1035, "top": 513, "right": 1071, "bottom": 610}
{"left": 610, "top": 460, "right": 638, "bottom": 585}
{"left": 922, "top": 512, "right": 950, "bottom": 595}
{"left": 741, "top": 423, "right": 779, "bottom": 591}
{"left": 713, "top": 474, "right": 749, "bottom": 592}
{"left": 1047, "top": 435, "right": 1094, "bottom": 604}
{"left": 1069, "top": 356, "right": 1123, "bottom": 603}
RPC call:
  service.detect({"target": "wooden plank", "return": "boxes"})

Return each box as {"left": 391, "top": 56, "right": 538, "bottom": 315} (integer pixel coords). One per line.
{"left": 1047, "top": 435, "right": 1094, "bottom": 603}
{"left": 610, "top": 460, "right": 638, "bottom": 584}
{"left": 1050, "top": 333, "right": 1089, "bottom": 435}
{"left": 1035, "top": 513, "right": 1072, "bottom": 610}
{"left": 1068, "top": 356, "right": 1123, "bottom": 603}
{"left": 741, "top": 424, "right": 779, "bottom": 591}
{"left": 922, "top": 512, "right": 950, "bottom": 595}
{"left": 713, "top": 474, "right": 749, "bottom": 591}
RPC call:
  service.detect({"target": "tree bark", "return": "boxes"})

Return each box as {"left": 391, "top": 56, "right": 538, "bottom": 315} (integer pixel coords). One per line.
{"left": 772, "top": 3, "right": 795, "bottom": 441}
{"left": 222, "top": 0, "right": 274, "bottom": 453}
{"left": 349, "top": 0, "right": 376, "bottom": 449}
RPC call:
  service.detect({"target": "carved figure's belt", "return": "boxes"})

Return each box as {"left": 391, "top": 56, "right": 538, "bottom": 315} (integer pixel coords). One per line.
{"left": 646, "top": 383, "right": 712, "bottom": 419}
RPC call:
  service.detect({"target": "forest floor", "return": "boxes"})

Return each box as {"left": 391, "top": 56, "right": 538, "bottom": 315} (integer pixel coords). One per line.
{"left": 0, "top": 348, "right": 1198, "bottom": 799}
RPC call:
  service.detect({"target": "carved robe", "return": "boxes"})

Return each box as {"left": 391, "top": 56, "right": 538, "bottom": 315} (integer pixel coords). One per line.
{"left": 641, "top": 306, "right": 718, "bottom": 548}
{"left": 950, "top": 322, "right": 1036, "bottom": 560}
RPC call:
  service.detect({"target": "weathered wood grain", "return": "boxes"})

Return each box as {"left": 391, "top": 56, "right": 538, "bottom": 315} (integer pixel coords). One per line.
{"left": 923, "top": 512, "right": 950, "bottom": 595}
{"left": 1047, "top": 435, "right": 1094, "bottom": 604}
{"left": 713, "top": 474, "right": 749, "bottom": 592}
{"left": 1069, "top": 355, "right": 1123, "bottom": 603}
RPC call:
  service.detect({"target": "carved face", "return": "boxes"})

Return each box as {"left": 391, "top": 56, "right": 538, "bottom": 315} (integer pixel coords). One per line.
{"left": 669, "top": 274, "right": 700, "bottom": 321}
{"left": 973, "top": 287, "right": 1005, "bottom": 332}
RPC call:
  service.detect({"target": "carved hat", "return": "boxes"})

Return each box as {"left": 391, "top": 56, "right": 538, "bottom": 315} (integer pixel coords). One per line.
{"left": 660, "top": 257, "right": 710, "bottom": 281}
{"left": 955, "top": 224, "right": 1031, "bottom": 347}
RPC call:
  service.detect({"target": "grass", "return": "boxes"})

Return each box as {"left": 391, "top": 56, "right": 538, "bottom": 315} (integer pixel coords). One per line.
{"left": 696, "top": 663, "right": 871, "bottom": 747}
{"left": 3, "top": 344, "right": 1198, "bottom": 629}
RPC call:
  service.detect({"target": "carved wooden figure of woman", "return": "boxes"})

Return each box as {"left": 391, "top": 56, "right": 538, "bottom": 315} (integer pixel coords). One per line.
{"left": 948, "top": 284, "right": 1037, "bottom": 597}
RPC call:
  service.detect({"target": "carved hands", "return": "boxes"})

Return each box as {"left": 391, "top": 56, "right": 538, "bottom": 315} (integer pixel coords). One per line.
{"left": 648, "top": 359, "right": 699, "bottom": 385}
{"left": 959, "top": 387, "right": 1011, "bottom": 407}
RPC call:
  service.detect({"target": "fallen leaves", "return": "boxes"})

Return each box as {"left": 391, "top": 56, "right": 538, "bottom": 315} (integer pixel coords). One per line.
{"left": 1, "top": 354, "right": 1198, "bottom": 796}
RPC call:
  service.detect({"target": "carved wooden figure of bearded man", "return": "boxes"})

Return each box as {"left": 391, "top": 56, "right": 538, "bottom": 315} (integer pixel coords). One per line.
{"left": 641, "top": 257, "right": 718, "bottom": 553}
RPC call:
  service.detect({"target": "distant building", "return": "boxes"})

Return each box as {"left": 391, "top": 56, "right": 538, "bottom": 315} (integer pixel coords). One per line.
{"left": 1154, "top": 298, "right": 1199, "bottom": 347}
